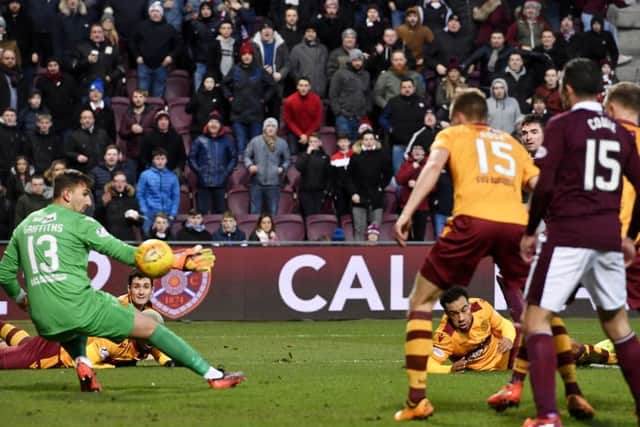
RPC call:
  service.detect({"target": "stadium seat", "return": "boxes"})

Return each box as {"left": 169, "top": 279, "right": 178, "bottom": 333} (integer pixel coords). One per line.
{"left": 305, "top": 214, "right": 338, "bottom": 241}
{"left": 179, "top": 185, "right": 194, "bottom": 214}
{"left": 278, "top": 188, "right": 297, "bottom": 214}
{"left": 125, "top": 71, "right": 137, "bottom": 98}
{"left": 424, "top": 217, "right": 436, "bottom": 242}
{"left": 319, "top": 126, "right": 337, "bottom": 155}
{"left": 227, "top": 165, "right": 250, "bottom": 190}
{"left": 227, "top": 188, "right": 250, "bottom": 215}
{"left": 380, "top": 213, "right": 398, "bottom": 241}
{"left": 203, "top": 214, "right": 223, "bottom": 234}
{"left": 274, "top": 214, "right": 305, "bottom": 241}
{"left": 384, "top": 185, "right": 398, "bottom": 214}
{"left": 147, "top": 97, "right": 166, "bottom": 111}
{"left": 340, "top": 215, "right": 355, "bottom": 241}
{"left": 165, "top": 70, "right": 192, "bottom": 101}
{"left": 237, "top": 214, "right": 259, "bottom": 237}
{"left": 168, "top": 97, "right": 192, "bottom": 134}
{"left": 170, "top": 213, "right": 189, "bottom": 236}
{"left": 285, "top": 165, "right": 301, "bottom": 193}
{"left": 111, "top": 97, "right": 130, "bottom": 147}
{"left": 181, "top": 133, "right": 192, "bottom": 154}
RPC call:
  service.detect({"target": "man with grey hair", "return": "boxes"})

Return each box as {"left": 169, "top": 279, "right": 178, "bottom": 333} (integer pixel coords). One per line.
{"left": 244, "top": 117, "right": 291, "bottom": 216}
{"left": 327, "top": 27, "right": 358, "bottom": 81}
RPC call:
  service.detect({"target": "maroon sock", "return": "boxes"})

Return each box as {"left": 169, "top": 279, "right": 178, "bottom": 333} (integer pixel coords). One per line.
{"left": 527, "top": 333, "right": 558, "bottom": 418}
{"left": 509, "top": 324, "right": 523, "bottom": 369}
{"left": 614, "top": 333, "right": 640, "bottom": 415}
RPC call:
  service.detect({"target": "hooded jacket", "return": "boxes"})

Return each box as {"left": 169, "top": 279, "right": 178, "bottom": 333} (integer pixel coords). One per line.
{"left": 251, "top": 31, "right": 290, "bottom": 97}
{"left": 346, "top": 140, "right": 393, "bottom": 209}
{"left": 24, "top": 130, "right": 61, "bottom": 174}
{"left": 188, "top": 128, "right": 236, "bottom": 188}
{"left": 185, "top": 83, "right": 225, "bottom": 135}
{"left": 487, "top": 78, "right": 522, "bottom": 134}
{"left": 222, "top": 62, "right": 275, "bottom": 124}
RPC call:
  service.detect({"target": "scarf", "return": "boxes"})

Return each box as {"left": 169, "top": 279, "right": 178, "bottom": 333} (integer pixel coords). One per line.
{"left": 263, "top": 134, "right": 277, "bottom": 152}
{"left": 255, "top": 229, "right": 275, "bottom": 243}
{"left": 186, "top": 223, "right": 206, "bottom": 232}
{"left": 45, "top": 70, "right": 63, "bottom": 84}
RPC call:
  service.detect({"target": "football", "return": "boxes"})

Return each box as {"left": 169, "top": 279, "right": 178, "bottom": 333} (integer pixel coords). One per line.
{"left": 134, "top": 239, "right": 174, "bottom": 278}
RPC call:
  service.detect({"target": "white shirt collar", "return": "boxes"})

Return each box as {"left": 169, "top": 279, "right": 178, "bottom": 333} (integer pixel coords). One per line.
{"left": 571, "top": 100, "right": 602, "bottom": 112}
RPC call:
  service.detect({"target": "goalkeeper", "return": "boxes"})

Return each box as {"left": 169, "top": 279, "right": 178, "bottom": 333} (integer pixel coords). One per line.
{"left": 0, "top": 169, "right": 245, "bottom": 392}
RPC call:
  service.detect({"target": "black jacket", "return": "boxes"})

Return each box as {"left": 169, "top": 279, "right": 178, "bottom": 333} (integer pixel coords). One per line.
{"left": 175, "top": 225, "right": 213, "bottom": 242}
{"left": 368, "top": 40, "right": 416, "bottom": 78}
{"left": 36, "top": 73, "right": 81, "bottom": 131}
{"left": 131, "top": 18, "right": 181, "bottom": 68}
{"left": 100, "top": 182, "right": 142, "bottom": 241}
{"left": 185, "top": 85, "right": 225, "bottom": 135}
{"left": 77, "top": 101, "right": 117, "bottom": 141}
{"left": 4, "top": 10, "right": 35, "bottom": 65}
{"left": 24, "top": 130, "right": 62, "bottom": 174}
{"left": 206, "top": 37, "right": 240, "bottom": 80}
{"left": 222, "top": 63, "right": 275, "bottom": 124}
{"left": 70, "top": 40, "right": 125, "bottom": 95}
{"left": 382, "top": 94, "right": 428, "bottom": 147}
{"left": 0, "top": 67, "right": 26, "bottom": 112}
{"left": 211, "top": 226, "right": 246, "bottom": 243}
{"left": 188, "top": 16, "right": 218, "bottom": 64}
{"left": 346, "top": 143, "right": 393, "bottom": 209}
{"left": 0, "top": 123, "right": 26, "bottom": 176}
{"left": 295, "top": 148, "right": 331, "bottom": 192}
{"left": 65, "top": 127, "right": 111, "bottom": 172}
{"left": 140, "top": 126, "right": 186, "bottom": 172}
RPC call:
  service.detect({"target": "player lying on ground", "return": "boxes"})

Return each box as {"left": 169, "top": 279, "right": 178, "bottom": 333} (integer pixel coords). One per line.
{"left": 0, "top": 269, "right": 174, "bottom": 369}
{"left": 0, "top": 169, "right": 245, "bottom": 392}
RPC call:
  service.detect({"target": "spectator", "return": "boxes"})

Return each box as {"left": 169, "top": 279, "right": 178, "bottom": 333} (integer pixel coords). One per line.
{"left": 0, "top": 185, "right": 11, "bottom": 238}
{"left": 533, "top": 67, "right": 562, "bottom": 115}
{"left": 69, "top": 22, "right": 124, "bottom": 97}
{"left": 500, "top": 51, "right": 534, "bottom": 113}
{"left": 251, "top": 19, "right": 290, "bottom": 120}
{"left": 379, "top": 77, "right": 428, "bottom": 174}
{"left": 211, "top": 209, "right": 247, "bottom": 243}
{"left": 472, "top": 0, "right": 511, "bottom": 46}
{"left": 100, "top": 10, "right": 119, "bottom": 48}
{"left": 222, "top": 41, "right": 275, "bottom": 157}
{"left": 368, "top": 28, "right": 416, "bottom": 78}
{"left": 175, "top": 208, "right": 213, "bottom": 242}
{"left": 102, "top": 0, "right": 147, "bottom": 46}
{"left": 355, "top": 4, "right": 385, "bottom": 56}
{"left": 277, "top": 6, "right": 303, "bottom": 52}
{"left": 329, "top": 133, "right": 353, "bottom": 221}
{"left": 0, "top": 16, "right": 20, "bottom": 61}
{"left": 136, "top": 148, "right": 180, "bottom": 233}
{"left": 580, "top": 15, "right": 619, "bottom": 68}
{"left": 425, "top": 14, "right": 472, "bottom": 78}
{"left": 147, "top": 211, "right": 172, "bottom": 240}
{"left": 18, "top": 90, "right": 49, "bottom": 136}
{"left": 118, "top": 89, "right": 159, "bottom": 166}
{"left": 89, "top": 144, "right": 136, "bottom": 211}
{"left": 601, "top": 59, "right": 619, "bottom": 91}
{"left": 365, "top": 222, "right": 380, "bottom": 244}
{"left": 288, "top": 22, "right": 329, "bottom": 97}
{"left": 461, "top": 30, "right": 513, "bottom": 90}
{"left": 36, "top": 57, "right": 81, "bottom": 134}
{"left": 346, "top": 130, "right": 393, "bottom": 241}
{"left": 244, "top": 117, "right": 290, "bottom": 216}
{"left": 53, "top": 0, "right": 90, "bottom": 67}
{"left": 295, "top": 133, "right": 330, "bottom": 217}
{"left": 24, "top": 113, "right": 61, "bottom": 174}
{"left": 581, "top": 0, "right": 630, "bottom": 64}
{"left": 212, "top": 0, "right": 256, "bottom": 43}
{"left": 487, "top": 77, "right": 521, "bottom": 134}
{"left": 557, "top": 15, "right": 581, "bottom": 59}
{"left": 312, "top": 0, "right": 351, "bottom": 51}
{"left": 282, "top": 77, "right": 323, "bottom": 155}
{"left": 269, "top": 1, "right": 319, "bottom": 32}
{"left": 532, "top": 29, "right": 568, "bottom": 71}
{"left": 0, "top": 108, "right": 26, "bottom": 185}
{"left": 131, "top": 1, "right": 181, "bottom": 97}
{"left": 396, "top": 142, "right": 428, "bottom": 241}
{"left": 78, "top": 79, "right": 116, "bottom": 140}
{"left": 395, "top": 6, "right": 434, "bottom": 72}
{"left": 140, "top": 109, "right": 185, "bottom": 173}
{"left": 99, "top": 170, "right": 143, "bottom": 240}
{"left": 14, "top": 173, "right": 48, "bottom": 224}
{"left": 154, "top": 0, "right": 184, "bottom": 32}
{"left": 373, "top": 50, "right": 425, "bottom": 110}
{"left": 5, "top": 155, "right": 33, "bottom": 207}
{"left": 405, "top": 108, "right": 442, "bottom": 156}
{"left": 434, "top": 59, "right": 467, "bottom": 121}
{"left": 205, "top": 19, "right": 239, "bottom": 81}
{"left": 42, "top": 159, "right": 66, "bottom": 197}
{"left": 529, "top": 94, "right": 553, "bottom": 124}
{"left": 26, "top": 0, "right": 59, "bottom": 64}
{"left": 4, "top": 0, "right": 38, "bottom": 84}
{"left": 0, "top": 48, "right": 26, "bottom": 112}
{"left": 329, "top": 48, "right": 371, "bottom": 142}
{"left": 248, "top": 213, "right": 278, "bottom": 244}
{"left": 185, "top": 74, "right": 225, "bottom": 138}
{"left": 188, "top": 111, "right": 236, "bottom": 214}
{"left": 65, "top": 109, "right": 111, "bottom": 173}
{"left": 506, "top": 0, "right": 550, "bottom": 50}
{"left": 188, "top": 1, "right": 217, "bottom": 91}
{"left": 387, "top": 0, "right": 419, "bottom": 28}
{"left": 421, "top": 0, "right": 451, "bottom": 34}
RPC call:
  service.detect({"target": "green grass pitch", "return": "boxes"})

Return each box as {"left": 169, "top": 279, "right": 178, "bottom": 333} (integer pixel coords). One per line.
{"left": 0, "top": 318, "right": 638, "bottom": 427}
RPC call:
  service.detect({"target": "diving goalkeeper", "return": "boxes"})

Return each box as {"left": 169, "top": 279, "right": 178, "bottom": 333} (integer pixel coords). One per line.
{"left": 0, "top": 169, "right": 245, "bottom": 392}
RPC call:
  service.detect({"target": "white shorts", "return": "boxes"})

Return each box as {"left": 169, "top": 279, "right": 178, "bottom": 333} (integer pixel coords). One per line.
{"left": 525, "top": 245, "right": 627, "bottom": 312}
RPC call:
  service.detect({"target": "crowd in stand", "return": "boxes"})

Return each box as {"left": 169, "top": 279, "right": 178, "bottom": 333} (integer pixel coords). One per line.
{"left": 0, "top": 0, "right": 632, "bottom": 242}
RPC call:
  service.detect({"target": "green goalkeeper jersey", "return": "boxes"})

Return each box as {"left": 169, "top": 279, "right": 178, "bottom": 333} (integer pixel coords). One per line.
{"left": 0, "top": 204, "right": 137, "bottom": 337}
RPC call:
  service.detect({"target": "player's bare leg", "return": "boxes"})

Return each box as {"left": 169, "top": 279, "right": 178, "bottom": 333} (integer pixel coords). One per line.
{"left": 129, "top": 310, "right": 245, "bottom": 389}
{"left": 598, "top": 307, "right": 640, "bottom": 421}
{"left": 394, "top": 273, "right": 442, "bottom": 421}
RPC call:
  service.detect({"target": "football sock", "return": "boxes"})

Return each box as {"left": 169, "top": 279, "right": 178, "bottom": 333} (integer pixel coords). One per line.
{"left": 404, "top": 311, "right": 432, "bottom": 405}
{"left": 527, "top": 333, "right": 558, "bottom": 418}
{"left": 613, "top": 332, "right": 640, "bottom": 414}
{"left": 204, "top": 367, "right": 225, "bottom": 380}
{"left": 510, "top": 335, "right": 528, "bottom": 384}
{"left": 75, "top": 356, "right": 93, "bottom": 368}
{"left": 61, "top": 336, "right": 88, "bottom": 359}
{"left": 551, "top": 316, "right": 582, "bottom": 397}
{"left": 0, "top": 321, "right": 30, "bottom": 346}
{"left": 509, "top": 322, "right": 522, "bottom": 370}
{"left": 580, "top": 344, "right": 617, "bottom": 365}
{"left": 149, "top": 324, "right": 211, "bottom": 377}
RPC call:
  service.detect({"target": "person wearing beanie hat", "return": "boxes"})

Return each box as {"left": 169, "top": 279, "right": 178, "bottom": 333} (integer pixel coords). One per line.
{"left": 243, "top": 114, "right": 290, "bottom": 216}
{"left": 358, "top": 117, "right": 373, "bottom": 135}
{"left": 581, "top": 0, "right": 632, "bottom": 65}
{"left": 366, "top": 223, "right": 381, "bottom": 243}
{"left": 580, "top": 14, "right": 620, "bottom": 68}
{"left": 89, "top": 78, "right": 104, "bottom": 94}
{"left": 130, "top": 0, "right": 180, "bottom": 97}
{"left": 312, "top": 0, "right": 351, "bottom": 51}
{"left": 395, "top": 141, "right": 430, "bottom": 241}
{"left": 188, "top": 0, "right": 217, "bottom": 91}
{"left": 331, "top": 227, "right": 346, "bottom": 242}
{"left": 78, "top": 77, "right": 116, "bottom": 140}
{"left": 289, "top": 19, "right": 329, "bottom": 97}
{"left": 185, "top": 74, "right": 225, "bottom": 137}
{"left": 505, "top": 0, "right": 550, "bottom": 50}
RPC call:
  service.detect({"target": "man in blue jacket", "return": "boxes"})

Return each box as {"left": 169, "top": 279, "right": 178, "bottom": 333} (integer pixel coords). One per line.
{"left": 136, "top": 147, "right": 180, "bottom": 233}
{"left": 188, "top": 111, "right": 236, "bottom": 214}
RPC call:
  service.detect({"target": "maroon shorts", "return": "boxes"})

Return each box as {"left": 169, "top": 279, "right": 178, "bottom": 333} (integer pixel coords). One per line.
{"left": 420, "top": 215, "right": 530, "bottom": 290}
{"left": 0, "top": 337, "right": 62, "bottom": 369}
{"left": 627, "top": 250, "right": 640, "bottom": 310}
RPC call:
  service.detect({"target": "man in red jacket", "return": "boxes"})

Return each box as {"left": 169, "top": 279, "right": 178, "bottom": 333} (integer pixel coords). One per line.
{"left": 282, "top": 76, "right": 322, "bottom": 155}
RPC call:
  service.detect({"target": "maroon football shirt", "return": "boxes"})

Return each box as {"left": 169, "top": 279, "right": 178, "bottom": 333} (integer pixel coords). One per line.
{"left": 527, "top": 101, "right": 640, "bottom": 251}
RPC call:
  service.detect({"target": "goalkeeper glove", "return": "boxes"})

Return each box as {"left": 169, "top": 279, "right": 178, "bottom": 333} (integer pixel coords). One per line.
{"left": 15, "top": 289, "right": 28, "bottom": 312}
{"left": 172, "top": 245, "right": 216, "bottom": 272}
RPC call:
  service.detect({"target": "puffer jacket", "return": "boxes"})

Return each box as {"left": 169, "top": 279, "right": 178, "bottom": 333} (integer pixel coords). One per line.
{"left": 188, "top": 129, "right": 236, "bottom": 188}
{"left": 222, "top": 63, "right": 275, "bottom": 124}
{"left": 136, "top": 166, "right": 180, "bottom": 218}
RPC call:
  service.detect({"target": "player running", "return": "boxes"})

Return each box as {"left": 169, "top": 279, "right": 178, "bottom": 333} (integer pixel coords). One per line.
{"left": 0, "top": 170, "right": 245, "bottom": 391}
{"left": 521, "top": 59, "right": 640, "bottom": 427}
{"left": 393, "top": 88, "right": 539, "bottom": 421}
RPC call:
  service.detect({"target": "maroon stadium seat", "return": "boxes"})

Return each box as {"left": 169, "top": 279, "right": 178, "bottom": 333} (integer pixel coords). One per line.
{"left": 203, "top": 214, "right": 223, "bottom": 234}
{"left": 274, "top": 214, "right": 305, "bottom": 241}
{"left": 178, "top": 185, "right": 194, "bottom": 214}
{"left": 170, "top": 213, "right": 189, "bottom": 236}
{"left": 285, "top": 165, "right": 301, "bottom": 192}
{"left": 319, "top": 126, "right": 337, "bottom": 155}
{"left": 424, "top": 216, "right": 436, "bottom": 242}
{"left": 340, "top": 215, "right": 355, "bottom": 241}
{"left": 111, "top": 97, "right": 130, "bottom": 148}
{"left": 278, "top": 188, "right": 297, "bottom": 214}
{"left": 147, "top": 97, "right": 166, "bottom": 111}
{"left": 165, "top": 70, "right": 192, "bottom": 101}
{"left": 168, "top": 97, "right": 192, "bottom": 134}
{"left": 305, "top": 214, "right": 338, "bottom": 241}
{"left": 227, "top": 188, "right": 250, "bottom": 215}
{"left": 237, "top": 214, "right": 259, "bottom": 237}
{"left": 380, "top": 213, "right": 398, "bottom": 241}
{"left": 384, "top": 185, "right": 398, "bottom": 214}
{"left": 228, "top": 165, "right": 250, "bottom": 190}
{"left": 181, "top": 133, "right": 192, "bottom": 154}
